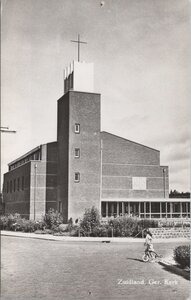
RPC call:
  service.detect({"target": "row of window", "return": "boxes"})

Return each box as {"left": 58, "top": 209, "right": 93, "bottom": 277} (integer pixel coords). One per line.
{"left": 9, "top": 151, "right": 41, "bottom": 171}
{"left": 5, "top": 173, "right": 80, "bottom": 194}
{"left": 6, "top": 176, "right": 25, "bottom": 193}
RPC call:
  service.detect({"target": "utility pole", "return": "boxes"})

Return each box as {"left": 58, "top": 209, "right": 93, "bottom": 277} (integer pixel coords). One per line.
{"left": 34, "top": 164, "right": 37, "bottom": 220}
{"left": 0, "top": 126, "right": 16, "bottom": 133}
{"left": 0, "top": 126, "right": 17, "bottom": 211}
{"left": 163, "top": 168, "right": 166, "bottom": 198}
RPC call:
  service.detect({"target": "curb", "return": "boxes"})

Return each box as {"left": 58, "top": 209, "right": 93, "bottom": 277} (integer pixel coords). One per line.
{"left": 0, "top": 231, "right": 142, "bottom": 243}
{"left": 1, "top": 230, "right": 190, "bottom": 243}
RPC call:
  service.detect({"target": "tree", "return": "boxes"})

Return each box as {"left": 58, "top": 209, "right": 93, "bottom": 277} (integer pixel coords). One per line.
{"left": 80, "top": 206, "right": 100, "bottom": 233}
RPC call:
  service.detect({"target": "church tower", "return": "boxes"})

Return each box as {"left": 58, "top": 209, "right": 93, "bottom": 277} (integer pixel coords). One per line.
{"left": 57, "top": 61, "right": 101, "bottom": 222}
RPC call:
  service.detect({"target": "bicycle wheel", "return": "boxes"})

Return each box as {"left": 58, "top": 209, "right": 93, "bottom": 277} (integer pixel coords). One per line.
{"left": 142, "top": 253, "right": 149, "bottom": 262}
{"left": 149, "top": 252, "right": 156, "bottom": 262}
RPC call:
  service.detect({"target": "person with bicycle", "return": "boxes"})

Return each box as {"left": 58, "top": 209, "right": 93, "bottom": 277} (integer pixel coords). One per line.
{"left": 144, "top": 229, "right": 153, "bottom": 252}
{"left": 144, "top": 229, "right": 161, "bottom": 261}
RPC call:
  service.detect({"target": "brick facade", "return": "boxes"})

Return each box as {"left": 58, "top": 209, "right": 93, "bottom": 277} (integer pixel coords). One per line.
{"left": 101, "top": 132, "right": 169, "bottom": 200}
{"left": 3, "top": 142, "right": 57, "bottom": 219}
{"left": 4, "top": 163, "right": 31, "bottom": 218}
{"left": 57, "top": 91, "right": 101, "bottom": 222}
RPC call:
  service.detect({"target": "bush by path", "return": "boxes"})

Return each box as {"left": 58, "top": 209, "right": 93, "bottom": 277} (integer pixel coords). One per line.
{"left": 1, "top": 206, "right": 189, "bottom": 237}
{"left": 174, "top": 245, "right": 190, "bottom": 269}
{"left": 0, "top": 214, "right": 45, "bottom": 232}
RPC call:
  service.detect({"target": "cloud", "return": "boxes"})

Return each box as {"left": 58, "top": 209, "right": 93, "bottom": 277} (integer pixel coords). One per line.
{"left": 1, "top": 0, "right": 190, "bottom": 193}
{"left": 165, "top": 145, "right": 190, "bottom": 162}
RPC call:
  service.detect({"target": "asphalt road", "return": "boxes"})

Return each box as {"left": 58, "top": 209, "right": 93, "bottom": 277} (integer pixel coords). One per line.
{"left": 1, "top": 236, "right": 190, "bottom": 300}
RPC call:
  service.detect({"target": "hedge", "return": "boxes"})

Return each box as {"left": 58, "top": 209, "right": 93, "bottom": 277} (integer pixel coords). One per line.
{"left": 174, "top": 245, "right": 190, "bottom": 268}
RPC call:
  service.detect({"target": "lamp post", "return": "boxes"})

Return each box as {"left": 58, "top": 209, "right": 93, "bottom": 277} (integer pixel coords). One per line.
{"left": 34, "top": 164, "right": 37, "bottom": 220}
{"left": 163, "top": 168, "right": 166, "bottom": 198}
{"left": 100, "top": 139, "right": 103, "bottom": 216}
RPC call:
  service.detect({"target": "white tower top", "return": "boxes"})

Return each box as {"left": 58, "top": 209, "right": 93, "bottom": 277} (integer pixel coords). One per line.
{"left": 64, "top": 61, "right": 94, "bottom": 94}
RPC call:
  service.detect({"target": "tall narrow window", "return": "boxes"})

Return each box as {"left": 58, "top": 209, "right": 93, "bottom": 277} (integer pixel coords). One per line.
{"left": 74, "top": 172, "right": 80, "bottom": 182}
{"left": 75, "top": 123, "right": 80, "bottom": 133}
{"left": 74, "top": 148, "right": 80, "bottom": 158}
{"left": 10, "top": 180, "right": 12, "bottom": 193}
{"left": 14, "top": 179, "right": 16, "bottom": 192}
{"left": 59, "top": 201, "right": 62, "bottom": 213}
{"left": 17, "top": 178, "right": 20, "bottom": 191}
{"left": 7, "top": 182, "right": 9, "bottom": 193}
{"left": 22, "top": 176, "right": 24, "bottom": 190}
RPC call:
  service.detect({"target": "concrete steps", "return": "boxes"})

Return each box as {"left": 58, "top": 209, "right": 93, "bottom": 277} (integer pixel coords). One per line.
{"left": 149, "top": 227, "right": 190, "bottom": 239}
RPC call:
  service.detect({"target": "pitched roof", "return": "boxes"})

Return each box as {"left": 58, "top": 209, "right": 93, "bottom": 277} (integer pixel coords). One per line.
{"left": 100, "top": 131, "right": 159, "bottom": 152}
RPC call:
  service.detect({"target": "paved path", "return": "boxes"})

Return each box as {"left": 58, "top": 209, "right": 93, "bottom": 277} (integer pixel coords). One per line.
{"left": 1, "top": 236, "right": 190, "bottom": 300}
{"left": 1, "top": 230, "right": 189, "bottom": 243}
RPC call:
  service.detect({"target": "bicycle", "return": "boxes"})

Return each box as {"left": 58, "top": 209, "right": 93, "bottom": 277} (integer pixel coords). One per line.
{"left": 142, "top": 250, "right": 162, "bottom": 263}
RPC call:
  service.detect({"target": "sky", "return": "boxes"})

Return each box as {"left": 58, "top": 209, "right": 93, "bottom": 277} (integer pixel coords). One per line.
{"left": 1, "top": 0, "right": 190, "bottom": 192}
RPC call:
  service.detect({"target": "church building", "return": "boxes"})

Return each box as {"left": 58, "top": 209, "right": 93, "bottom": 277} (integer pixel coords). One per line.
{"left": 3, "top": 60, "right": 190, "bottom": 222}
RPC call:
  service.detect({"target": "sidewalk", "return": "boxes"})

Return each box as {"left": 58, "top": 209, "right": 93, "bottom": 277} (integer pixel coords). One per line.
{"left": 1, "top": 230, "right": 190, "bottom": 243}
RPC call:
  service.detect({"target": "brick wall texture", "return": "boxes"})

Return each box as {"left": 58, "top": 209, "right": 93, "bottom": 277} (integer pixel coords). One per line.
{"left": 57, "top": 91, "right": 101, "bottom": 222}
{"left": 3, "top": 142, "right": 57, "bottom": 219}
{"left": 57, "top": 93, "right": 70, "bottom": 221}
{"left": 101, "top": 132, "right": 169, "bottom": 199}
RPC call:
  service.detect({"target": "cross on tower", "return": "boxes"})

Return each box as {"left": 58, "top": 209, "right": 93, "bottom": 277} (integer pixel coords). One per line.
{"left": 71, "top": 34, "right": 87, "bottom": 62}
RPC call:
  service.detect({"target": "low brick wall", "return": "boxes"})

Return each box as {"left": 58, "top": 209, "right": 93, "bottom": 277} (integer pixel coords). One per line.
{"left": 149, "top": 227, "right": 190, "bottom": 239}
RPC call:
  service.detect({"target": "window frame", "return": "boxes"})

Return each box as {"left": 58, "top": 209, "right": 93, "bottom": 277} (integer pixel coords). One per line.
{"left": 22, "top": 176, "right": 24, "bottom": 190}
{"left": 74, "top": 123, "right": 80, "bottom": 134}
{"left": 14, "top": 179, "right": 16, "bottom": 192}
{"left": 59, "top": 201, "right": 62, "bottom": 213}
{"left": 17, "top": 177, "right": 20, "bottom": 191}
{"left": 74, "top": 148, "right": 80, "bottom": 158}
{"left": 74, "top": 172, "right": 80, "bottom": 183}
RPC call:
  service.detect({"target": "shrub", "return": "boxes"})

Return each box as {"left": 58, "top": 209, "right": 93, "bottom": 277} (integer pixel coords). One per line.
{"left": 43, "top": 208, "right": 63, "bottom": 229}
{"left": 174, "top": 245, "right": 190, "bottom": 268}
{"left": 91, "top": 225, "right": 108, "bottom": 237}
{"left": 53, "top": 231, "right": 70, "bottom": 236}
{"left": 0, "top": 214, "right": 47, "bottom": 232}
{"left": 58, "top": 224, "right": 68, "bottom": 232}
{"left": 69, "top": 225, "right": 80, "bottom": 237}
{"left": 80, "top": 207, "right": 100, "bottom": 235}
{"left": 0, "top": 213, "right": 23, "bottom": 230}
{"left": 66, "top": 218, "right": 75, "bottom": 232}
{"left": 34, "top": 220, "right": 46, "bottom": 230}
{"left": 35, "top": 229, "right": 53, "bottom": 234}
{"left": 108, "top": 216, "right": 139, "bottom": 237}
{"left": 79, "top": 210, "right": 159, "bottom": 237}
{"left": 13, "top": 219, "right": 44, "bottom": 232}
{"left": 138, "top": 219, "right": 158, "bottom": 230}
{"left": 20, "top": 219, "right": 37, "bottom": 232}
{"left": 0, "top": 215, "right": 8, "bottom": 230}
